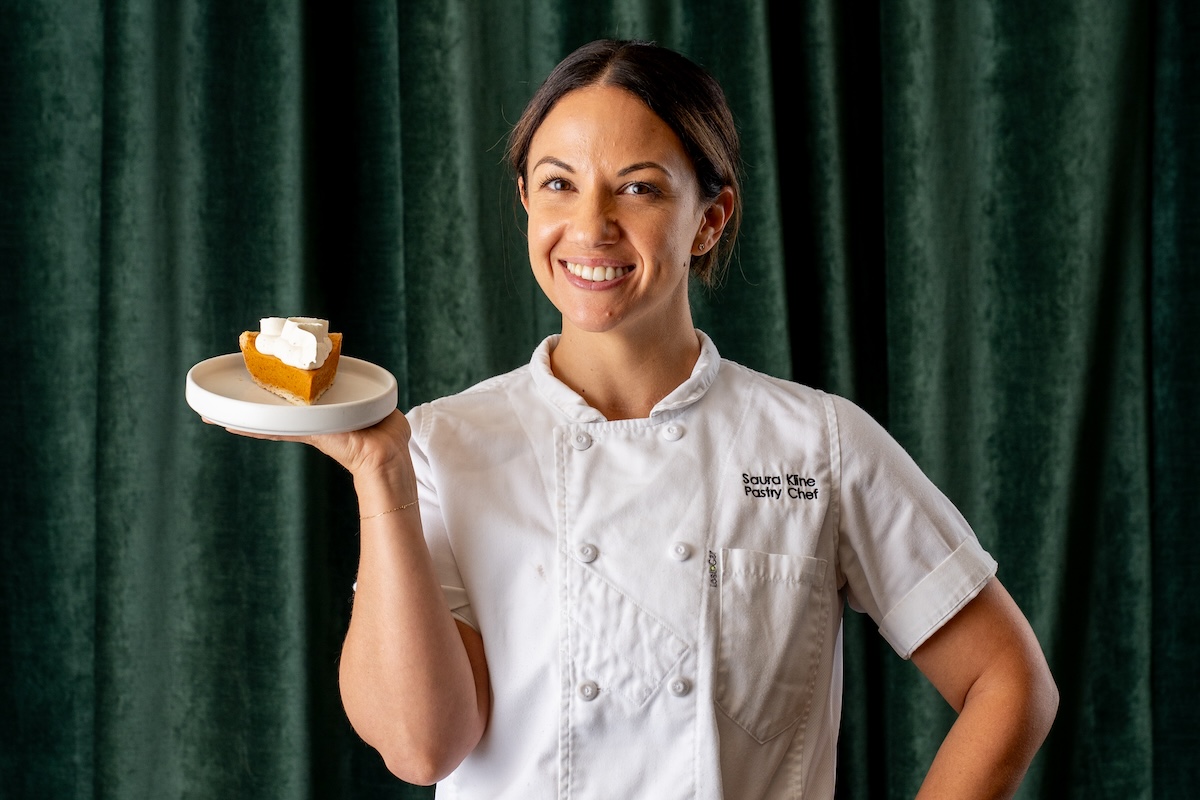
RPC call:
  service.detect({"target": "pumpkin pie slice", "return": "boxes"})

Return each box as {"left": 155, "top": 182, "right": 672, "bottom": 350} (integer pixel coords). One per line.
{"left": 239, "top": 329, "right": 343, "bottom": 405}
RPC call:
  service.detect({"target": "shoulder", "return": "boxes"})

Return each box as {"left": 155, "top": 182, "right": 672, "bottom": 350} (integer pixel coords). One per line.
{"left": 720, "top": 361, "right": 895, "bottom": 453}
{"left": 714, "top": 357, "right": 826, "bottom": 402}
{"left": 406, "top": 363, "right": 535, "bottom": 442}
{"left": 711, "top": 357, "right": 840, "bottom": 431}
{"left": 710, "top": 358, "right": 916, "bottom": 484}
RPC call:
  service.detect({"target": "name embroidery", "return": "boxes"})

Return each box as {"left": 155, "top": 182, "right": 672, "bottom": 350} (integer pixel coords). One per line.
{"left": 708, "top": 550, "right": 718, "bottom": 588}
{"left": 742, "top": 472, "right": 820, "bottom": 500}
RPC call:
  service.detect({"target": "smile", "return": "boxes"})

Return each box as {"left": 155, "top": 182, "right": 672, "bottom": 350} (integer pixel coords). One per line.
{"left": 565, "top": 262, "right": 632, "bottom": 282}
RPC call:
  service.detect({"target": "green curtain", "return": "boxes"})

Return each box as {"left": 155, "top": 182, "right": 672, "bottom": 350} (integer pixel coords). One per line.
{"left": 2, "top": 1, "right": 1196, "bottom": 798}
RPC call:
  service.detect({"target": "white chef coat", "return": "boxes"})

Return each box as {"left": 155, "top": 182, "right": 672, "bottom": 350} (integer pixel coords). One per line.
{"left": 407, "top": 331, "right": 997, "bottom": 799}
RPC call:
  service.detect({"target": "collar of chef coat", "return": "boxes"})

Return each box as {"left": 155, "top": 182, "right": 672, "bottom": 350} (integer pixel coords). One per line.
{"left": 528, "top": 329, "right": 722, "bottom": 423}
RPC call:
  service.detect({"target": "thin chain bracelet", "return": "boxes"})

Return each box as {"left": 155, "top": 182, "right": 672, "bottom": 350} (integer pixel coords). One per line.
{"left": 359, "top": 499, "right": 418, "bottom": 520}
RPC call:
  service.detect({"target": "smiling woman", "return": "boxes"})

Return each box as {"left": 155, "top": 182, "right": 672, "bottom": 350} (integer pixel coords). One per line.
{"left": 216, "top": 39, "right": 1057, "bottom": 799}
{"left": 517, "top": 84, "right": 735, "bottom": 401}
{"left": 508, "top": 39, "right": 742, "bottom": 287}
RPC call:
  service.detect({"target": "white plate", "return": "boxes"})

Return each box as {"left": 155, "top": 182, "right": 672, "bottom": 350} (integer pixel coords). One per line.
{"left": 185, "top": 353, "right": 398, "bottom": 435}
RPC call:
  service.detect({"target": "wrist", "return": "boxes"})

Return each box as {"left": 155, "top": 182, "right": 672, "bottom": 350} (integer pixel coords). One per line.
{"left": 353, "top": 461, "right": 419, "bottom": 511}
{"left": 359, "top": 498, "right": 419, "bottom": 521}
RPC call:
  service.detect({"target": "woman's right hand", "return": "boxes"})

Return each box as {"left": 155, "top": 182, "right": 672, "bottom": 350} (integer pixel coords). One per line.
{"left": 302, "top": 409, "right": 413, "bottom": 480}
{"left": 207, "top": 408, "right": 414, "bottom": 483}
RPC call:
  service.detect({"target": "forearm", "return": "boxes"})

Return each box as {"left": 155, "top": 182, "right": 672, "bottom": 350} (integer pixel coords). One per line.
{"left": 339, "top": 465, "right": 487, "bottom": 785}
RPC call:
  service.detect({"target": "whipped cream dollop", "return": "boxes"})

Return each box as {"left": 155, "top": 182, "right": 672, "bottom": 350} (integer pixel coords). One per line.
{"left": 254, "top": 317, "right": 333, "bottom": 369}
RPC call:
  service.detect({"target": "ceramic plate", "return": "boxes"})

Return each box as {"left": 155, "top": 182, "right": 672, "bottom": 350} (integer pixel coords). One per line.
{"left": 185, "top": 353, "right": 397, "bottom": 435}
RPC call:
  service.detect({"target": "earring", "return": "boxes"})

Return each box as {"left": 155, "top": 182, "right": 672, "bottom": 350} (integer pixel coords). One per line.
{"left": 697, "top": 242, "right": 706, "bottom": 252}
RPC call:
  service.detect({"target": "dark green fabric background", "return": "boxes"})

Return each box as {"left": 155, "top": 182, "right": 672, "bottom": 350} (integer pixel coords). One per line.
{"left": 2, "top": 1, "right": 1196, "bottom": 798}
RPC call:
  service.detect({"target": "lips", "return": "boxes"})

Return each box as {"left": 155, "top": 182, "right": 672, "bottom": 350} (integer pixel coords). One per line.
{"left": 564, "top": 261, "right": 632, "bottom": 282}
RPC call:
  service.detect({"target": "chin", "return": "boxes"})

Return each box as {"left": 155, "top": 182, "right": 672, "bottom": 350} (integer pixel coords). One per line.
{"left": 562, "top": 314, "right": 625, "bottom": 335}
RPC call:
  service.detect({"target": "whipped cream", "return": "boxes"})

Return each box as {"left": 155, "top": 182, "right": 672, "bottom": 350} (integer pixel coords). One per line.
{"left": 254, "top": 317, "right": 333, "bottom": 369}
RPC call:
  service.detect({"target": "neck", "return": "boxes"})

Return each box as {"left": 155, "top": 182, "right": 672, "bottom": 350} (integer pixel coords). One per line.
{"left": 550, "top": 315, "right": 700, "bottom": 421}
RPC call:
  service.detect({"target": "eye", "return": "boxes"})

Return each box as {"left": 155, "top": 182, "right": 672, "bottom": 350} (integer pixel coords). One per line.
{"left": 622, "top": 181, "right": 662, "bottom": 197}
{"left": 540, "top": 175, "right": 572, "bottom": 192}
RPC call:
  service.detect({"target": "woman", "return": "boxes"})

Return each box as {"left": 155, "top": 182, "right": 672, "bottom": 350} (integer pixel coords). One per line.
{"left": 230, "top": 40, "right": 1057, "bottom": 798}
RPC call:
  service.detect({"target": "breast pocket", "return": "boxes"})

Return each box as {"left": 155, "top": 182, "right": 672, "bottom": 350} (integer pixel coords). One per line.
{"left": 715, "top": 548, "right": 829, "bottom": 744}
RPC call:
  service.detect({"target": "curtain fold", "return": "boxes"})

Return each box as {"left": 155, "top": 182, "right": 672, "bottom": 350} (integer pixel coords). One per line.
{"left": 2, "top": 4, "right": 103, "bottom": 798}
{"left": 874, "top": 3, "right": 1154, "bottom": 796}
{"left": 92, "top": 2, "right": 323, "bottom": 797}
{"left": 2, "top": 1, "right": 1196, "bottom": 798}
{"left": 1150, "top": 0, "right": 1200, "bottom": 796}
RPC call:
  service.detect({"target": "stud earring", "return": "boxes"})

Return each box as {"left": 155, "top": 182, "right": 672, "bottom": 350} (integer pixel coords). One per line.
{"left": 697, "top": 242, "right": 706, "bottom": 252}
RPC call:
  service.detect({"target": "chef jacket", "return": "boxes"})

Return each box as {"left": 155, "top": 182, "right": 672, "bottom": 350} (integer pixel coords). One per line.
{"left": 407, "top": 331, "right": 997, "bottom": 799}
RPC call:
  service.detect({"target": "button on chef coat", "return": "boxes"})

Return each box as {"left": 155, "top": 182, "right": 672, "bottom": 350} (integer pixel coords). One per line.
{"left": 408, "top": 331, "right": 997, "bottom": 799}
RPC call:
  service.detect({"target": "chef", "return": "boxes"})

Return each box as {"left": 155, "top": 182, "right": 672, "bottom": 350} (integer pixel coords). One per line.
{"left": 226, "top": 39, "right": 1058, "bottom": 800}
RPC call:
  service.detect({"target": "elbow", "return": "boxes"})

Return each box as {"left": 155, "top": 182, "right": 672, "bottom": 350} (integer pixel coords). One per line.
{"left": 1031, "top": 662, "right": 1060, "bottom": 741}
{"left": 380, "top": 742, "right": 469, "bottom": 787}
{"left": 345, "top": 709, "right": 483, "bottom": 786}
{"left": 976, "top": 638, "right": 1059, "bottom": 752}
{"left": 1003, "top": 645, "right": 1058, "bottom": 751}
{"left": 337, "top": 619, "right": 491, "bottom": 785}
{"left": 341, "top": 681, "right": 485, "bottom": 786}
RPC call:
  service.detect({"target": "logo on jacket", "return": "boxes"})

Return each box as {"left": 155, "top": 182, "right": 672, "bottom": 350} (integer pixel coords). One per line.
{"left": 742, "top": 472, "right": 820, "bottom": 501}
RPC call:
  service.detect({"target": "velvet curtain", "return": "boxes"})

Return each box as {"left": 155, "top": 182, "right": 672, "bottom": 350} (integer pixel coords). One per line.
{"left": 2, "top": 1, "right": 1195, "bottom": 798}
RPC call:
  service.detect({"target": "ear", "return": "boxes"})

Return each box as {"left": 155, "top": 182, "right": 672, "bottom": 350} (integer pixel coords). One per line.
{"left": 692, "top": 186, "right": 735, "bottom": 256}
{"left": 518, "top": 176, "right": 530, "bottom": 213}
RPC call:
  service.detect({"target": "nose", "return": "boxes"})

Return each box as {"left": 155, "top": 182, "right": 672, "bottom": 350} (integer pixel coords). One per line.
{"left": 568, "top": 188, "right": 618, "bottom": 247}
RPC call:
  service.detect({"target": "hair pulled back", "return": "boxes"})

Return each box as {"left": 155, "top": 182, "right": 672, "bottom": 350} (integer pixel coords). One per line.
{"left": 507, "top": 40, "right": 742, "bottom": 287}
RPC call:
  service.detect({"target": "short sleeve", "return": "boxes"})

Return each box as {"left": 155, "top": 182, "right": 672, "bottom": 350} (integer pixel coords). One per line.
{"left": 407, "top": 403, "right": 477, "bottom": 630}
{"left": 831, "top": 395, "right": 997, "bottom": 659}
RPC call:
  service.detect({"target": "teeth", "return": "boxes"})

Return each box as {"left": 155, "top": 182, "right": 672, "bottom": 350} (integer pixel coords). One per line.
{"left": 566, "top": 262, "right": 630, "bottom": 282}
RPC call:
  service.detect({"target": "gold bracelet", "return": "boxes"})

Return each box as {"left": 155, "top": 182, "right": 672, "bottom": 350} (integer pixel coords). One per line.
{"left": 359, "top": 499, "right": 418, "bottom": 520}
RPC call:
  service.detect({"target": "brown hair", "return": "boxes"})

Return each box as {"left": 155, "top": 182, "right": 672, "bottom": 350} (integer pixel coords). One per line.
{"left": 507, "top": 40, "right": 742, "bottom": 286}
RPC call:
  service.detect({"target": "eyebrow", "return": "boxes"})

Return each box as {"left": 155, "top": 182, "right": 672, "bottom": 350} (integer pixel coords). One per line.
{"left": 618, "top": 161, "right": 673, "bottom": 178}
{"left": 532, "top": 156, "right": 574, "bottom": 173}
{"left": 529, "top": 157, "right": 674, "bottom": 179}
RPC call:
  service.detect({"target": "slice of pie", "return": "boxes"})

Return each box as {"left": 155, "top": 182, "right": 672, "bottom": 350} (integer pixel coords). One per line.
{"left": 239, "top": 327, "right": 343, "bottom": 405}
